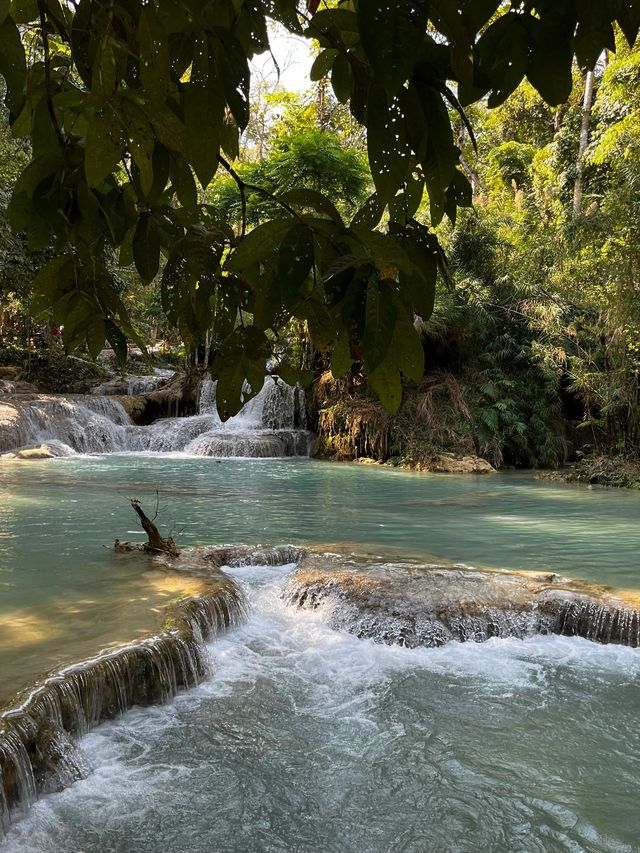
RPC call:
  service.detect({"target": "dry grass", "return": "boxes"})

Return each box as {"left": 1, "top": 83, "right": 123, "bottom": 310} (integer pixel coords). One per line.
{"left": 313, "top": 370, "right": 478, "bottom": 466}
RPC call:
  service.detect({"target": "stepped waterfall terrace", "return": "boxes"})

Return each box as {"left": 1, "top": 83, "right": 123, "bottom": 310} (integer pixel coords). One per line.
{"left": 0, "top": 376, "right": 312, "bottom": 458}
{"left": 1, "top": 388, "right": 640, "bottom": 849}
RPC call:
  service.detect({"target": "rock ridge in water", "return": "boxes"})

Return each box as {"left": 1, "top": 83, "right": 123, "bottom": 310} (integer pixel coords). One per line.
{"left": 0, "top": 544, "right": 305, "bottom": 835}
{"left": 285, "top": 550, "right": 640, "bottom": 649}
{"left": 0, "top": 562, "right": 247, "bottom": 835}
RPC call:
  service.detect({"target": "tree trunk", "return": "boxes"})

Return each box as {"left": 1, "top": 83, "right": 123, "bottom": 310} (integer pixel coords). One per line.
{"left": 129, "top": 499, "right": 180, "bottom": 557}
{"left": 573, "top": 69, "right": 595, "bottom": 217}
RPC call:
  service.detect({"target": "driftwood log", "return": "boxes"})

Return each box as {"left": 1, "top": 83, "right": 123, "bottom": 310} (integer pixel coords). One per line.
{"left": 114, "top": 499, "right": 180, "bottom": 557}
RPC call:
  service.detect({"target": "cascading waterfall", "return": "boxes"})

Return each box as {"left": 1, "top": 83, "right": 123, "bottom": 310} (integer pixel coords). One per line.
{"left": 0, "top": 554, "right": 253, "bottom": 836}
{"left": 284, "top": 552, "right": 640, "bottom": 649}
{"left": 181, "top": 377, "right": 311, "bottom": 458}
{"left": 1, "top": 541, "right": 640, "bottom": 841}
{"left": 0, "top": 377, "right": 313, "bottom": 458}
{"left": 0, "top": 397, "right": 132, "bottom": 454}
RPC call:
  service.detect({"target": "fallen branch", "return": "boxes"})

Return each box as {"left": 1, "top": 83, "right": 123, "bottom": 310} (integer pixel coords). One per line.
{"left": 114, "top": 498, "right": 180, "bottom": 557}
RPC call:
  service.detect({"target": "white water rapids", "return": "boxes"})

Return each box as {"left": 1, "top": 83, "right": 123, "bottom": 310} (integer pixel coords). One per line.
{"left": 2, "top": 557, "right": 640, "bottom": 852}
{"left": 0, "top": 377, "right": 312, "bottom": 458}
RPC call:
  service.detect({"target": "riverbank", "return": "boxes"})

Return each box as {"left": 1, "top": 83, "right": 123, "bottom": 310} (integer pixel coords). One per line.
{"left": 308, "top": 370, "right": 559, "bottom": 474}
{"left": 540, "top": 454, "right": 640, "bottom": 490}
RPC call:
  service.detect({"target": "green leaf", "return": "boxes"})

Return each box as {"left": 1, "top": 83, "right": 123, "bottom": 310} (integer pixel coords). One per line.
{"left": 9, "top": 0, "right": 36, "bottom": 24}
{"left": 616, "top": 4, "right": 640, "bottom": 45}
{"left": 330, "top": 333, "right": 352, "bottom": 378}
{"left": 271, "top": 0, "right": 303, "bottom": 33}
{"left": 0, "top": 15, "right": 26, "bottom": 114}
{"left": 473, "top": 13, "right": 528, "bottom": 108}
{"left": 105, "top": 319, "right": 128, "bottom": 366}
{"left": 139, "top": 3, "right": 170, "bottom": 103}
{"left": 0, "top": 0, "right": 11, "bottom": 25}
{"left": 228, "top": 219, "right": 293, "bottom": 270}
{"left": 150, "top": 106, "right": 187, "bottom": 154}
{"left": 310, "top": 48, "right": 338, "bottom": 81}
{"left": 430, "top": 0, "right": 473, "bottom": 85}
{"left": 170, "top": 156, "right": 197, "bottom": 209}
{"left": 87, "top": 318, "right": 107, "bottom": 360}
{"left": 574, "top": 7, "right": 615, "bottom": 71}
{"left": 184, "top": 78, "right": 222, "bottom": 188}
{"left": 276, "top": 362, "right": 313, "bottom": 387}
{"left": 368, "top": 358, "right": 402, "bottom": 414}
{"left": 133, "top": 213, "right": 160, "bottom": 283}
{"left": 278, "top": 224, "right": 314, "bottom": 306}
{"left": 367, "top": 85, "right": 411, "bottom": 204}
{"left": 358, "top": 0, "right": 429, "bottom": 97}
{"left": 213, "top": 27, "right": 250, "bottom": 130}
{"left": 294, "top": 297, "right": 337, "bottom": 350}
{"left": 392, "top": 313, "right": 424, "bottom": 384}
{"left": 363, "top": 277, "right": 397, "bottom": 373}
{"left": 118, "top": 96, "right": 155, "bottom": 194}
{"left": 397, "top": 240, "right": 437, "bottom": 319}
{"left": 279, "top": 188, "right": 343, "bottom": 225}
{"left": 214, "top": 326, "right": 271, "bottom": 418}
{"left": 85, "top": 109, "right": 125, "bottom": 187}
{"left": 331, "top": 52, "right": 352, "bottom": 104}
{"left": 31, "top": 255, "right": 73, "bottom": 311}
{"left": 461, "top": 0, "right": 502, "bottom": 33}
{"left": 527, "top": 19, "right": 573, "bottom": 106}
{"left": 350, "top": 192, "right": 386, "bottom": 232}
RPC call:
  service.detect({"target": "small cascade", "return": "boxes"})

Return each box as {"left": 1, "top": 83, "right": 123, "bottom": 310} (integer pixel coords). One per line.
{"left": 1, "top": 376, "right": 312, "bottom": 458}
{"left": 197, "top": 378, "right": 220, "bottom": 416}
{"left": 553, "top": 596, "right": 640, "bottom": 646}
{"left": 0, "top": 397, "right": 132, "bottom": 454}
{"left": 125, "top": 414, "right": 215, "bottom": 453}
{"left": 284, "top": 553, "right": 640, "bottom": 650}
{"left": 147, "top": 376, "right": 312, "bottom": 458}
{"left": 184, "top": 429, "right": 312, "bottom": 458}
{"left": 0, "top": 572, "right": 246, "bottom": 836}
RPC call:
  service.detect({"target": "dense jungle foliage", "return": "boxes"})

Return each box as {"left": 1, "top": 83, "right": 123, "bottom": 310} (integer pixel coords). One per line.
{"left": 0, "top": 2, "right": 639, "bottom": 470}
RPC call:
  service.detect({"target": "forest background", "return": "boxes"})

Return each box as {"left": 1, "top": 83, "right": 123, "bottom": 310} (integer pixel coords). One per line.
{"left": 1, "top": 7, "right": 639, "bottom": 483}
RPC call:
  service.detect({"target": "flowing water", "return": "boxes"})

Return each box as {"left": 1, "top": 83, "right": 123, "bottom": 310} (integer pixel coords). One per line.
{"left": 2, "top": 558, "right": 640, "bottom": 852}
{"left": 1, "top": 381, "right": 640, "bottom": 849}
{"left": 0, "top": 376, "right": 311, "bottom": 457}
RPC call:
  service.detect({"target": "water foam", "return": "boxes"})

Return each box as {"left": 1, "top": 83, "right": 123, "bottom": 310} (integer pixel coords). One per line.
{"left": 2, "top": 558, "right": 639, "bottom": 852}
{"left": 1, "top": 377, "right": 312, "bottom": 459}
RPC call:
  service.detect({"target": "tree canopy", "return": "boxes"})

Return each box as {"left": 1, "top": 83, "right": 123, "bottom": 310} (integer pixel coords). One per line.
{"left": 0, "top": 0, "right": 638, "bottom": 414}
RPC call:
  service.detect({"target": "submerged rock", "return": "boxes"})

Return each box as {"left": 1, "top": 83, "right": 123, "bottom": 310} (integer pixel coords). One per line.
{"left": 1, "top": 441, "right": 75, "bottom": 460}
{"left": 285, "top": 551, "right": 640, "bottom": 649}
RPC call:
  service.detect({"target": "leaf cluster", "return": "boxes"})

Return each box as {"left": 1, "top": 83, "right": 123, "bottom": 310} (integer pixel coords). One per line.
{"left": 0, "top": 0, "right": 637, "bottom": 413}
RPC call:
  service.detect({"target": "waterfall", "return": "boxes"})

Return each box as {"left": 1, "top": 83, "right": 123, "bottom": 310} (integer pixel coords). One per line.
{"left": 0, "top": 397, "right": 132, "bottom": 454}
{"left": 0, "top": 566, "right": 248, "bottom": 835}
{"left": 0, "top": 377, "right": 312, "bottom": 458}
{"left": 284, "top": 553, "right": 640, "bottom": 650}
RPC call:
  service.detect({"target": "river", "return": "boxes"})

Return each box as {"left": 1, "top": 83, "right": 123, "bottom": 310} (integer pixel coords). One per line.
{"left": 1, "top": 396, "right": 639, "bottom": 851}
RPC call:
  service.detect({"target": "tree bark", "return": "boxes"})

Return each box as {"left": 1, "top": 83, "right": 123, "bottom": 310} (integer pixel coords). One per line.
{"left": 573, "top": 69, "right": 596, "bottom": 217}
{"left": 128, "top": 499, "right": 180, "bottom": 557}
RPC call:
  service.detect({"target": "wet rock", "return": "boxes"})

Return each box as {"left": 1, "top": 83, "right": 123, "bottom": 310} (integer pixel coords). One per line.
{"left": 0, "top": 441, "right": 75, "bottom": 460}
{"left": 115, "top": 373, "right": 198, "bottom": 424}
{"left": 0, "top": 564, "right": 246, "bottom": 834}
{"left": 285, "top": 552, "right": 640, "bottom": 649}
{"left": 0, "top": 379, "right": 39, "bottom": 395}
{"left": 0, "top": 367, "right": 20, "bottom": 381}
{"left": 428, "top": 454, "right": 495, "bottom": 474}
